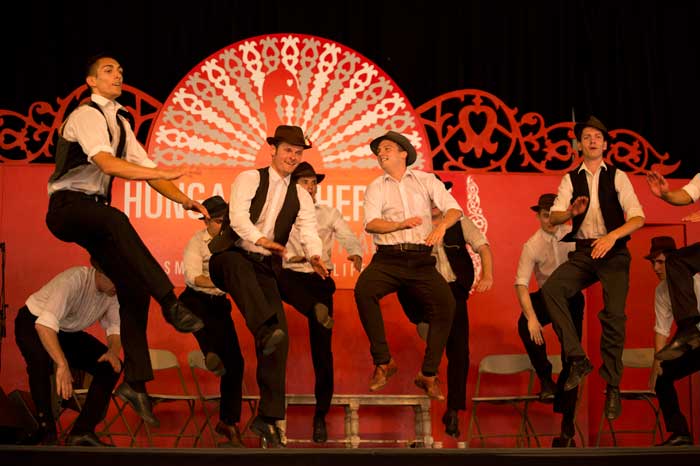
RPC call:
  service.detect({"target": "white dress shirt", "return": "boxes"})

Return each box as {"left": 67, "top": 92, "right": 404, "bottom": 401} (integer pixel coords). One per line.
{"left": 229, "top": 168, "right": 322, "bottom": 257}
{"left": 283, "top": 204, "right": 363, "bottom": 274}
{"left": 48, "top": 94, "right": 157, "bottom": 196}
{"left": 681, "top": 173, "right": 700, "bottom": 202}
{"left": 363, "top": 169, "right": 463, "bottom": 246}
{"left": 514, "top": 224, "right": 574, "bottom": 288}
{"left": 654, "top": 275, "right": 700, "bottom": 337}
{"left": 183, "top": 228, "right": 226, "bottom": 296}
{"left": 25, "top": 266, "right": 120, "bottom": 335}
{"left": 550, "top": 162, "right": 645, "bottom": 239}
{"left": 433, "top": 217, "right": 488, "bottom": 283}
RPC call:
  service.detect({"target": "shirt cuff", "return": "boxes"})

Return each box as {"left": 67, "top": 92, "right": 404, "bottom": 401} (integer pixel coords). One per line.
{"left": 35, "top": 314, "right": 60, "bottom": 333}
{"left": 682, "top": 184, "right": 700, "bottom": 203}
{"left": 87, "top": 146, "right": 114, "bottom": 159}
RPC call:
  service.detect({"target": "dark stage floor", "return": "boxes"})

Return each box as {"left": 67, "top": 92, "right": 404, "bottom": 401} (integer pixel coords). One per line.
{"left": 2, "top": 445, "right": 699, "bottom": 466}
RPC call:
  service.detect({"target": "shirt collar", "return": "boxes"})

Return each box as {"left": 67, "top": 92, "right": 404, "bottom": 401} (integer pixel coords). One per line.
{"left": 577, "top": 160, "right": 608, "bottom": 175}
{"left": 382, "top": 167, "right": 415, "bottom": 182}
{"left": 90, "top": 93, "right": 122, "bottom": 112}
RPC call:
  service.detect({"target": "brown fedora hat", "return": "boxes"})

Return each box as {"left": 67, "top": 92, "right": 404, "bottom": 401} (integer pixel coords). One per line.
{"left": 370, "top": 131, "right": 417, "bottom": 166}
{"left": 530, "top": 193, "right": 557, "bottom": 212}
{"left": 644, "top": 236, "right": 677, "bottom": 260}
{"left": 266, "top": 125, "right": 312, "bottom": 149}
{"left": 291, "top": 161, "right": 325, "bottom": 183}
{"left": 574, "top": 115, "right": 610, "bottom": 142}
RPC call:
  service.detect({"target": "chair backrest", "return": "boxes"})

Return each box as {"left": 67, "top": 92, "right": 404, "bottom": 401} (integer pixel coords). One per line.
{"left": 479, "top": 353, "right": 534, "bottom": 375}
{"left": 149, "top": 348, "right": 180, "bottom": 371}
{"left": 187, "top": 349, "right": 207, "bottom": 372}
{"left": 547, "top": 354, "right": 563, "bottom": 375}
{"left": 622, "top": 348, "right": 655, "bottom": 369}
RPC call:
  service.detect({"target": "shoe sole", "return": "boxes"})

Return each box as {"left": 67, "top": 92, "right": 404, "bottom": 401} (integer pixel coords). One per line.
{"left": 173, "top": 319, "right": 204, "bottom": 333}
{"left": 262, "top": 329, "right": 285, "bottom": 356}
{"left": 655, "top": 336, "right": 700, "bottom": 361}
{"left": 314, "top": 303, "right": 334, "bottom": 330}
{"left": 414, "top": 376, "right": 445, "bottom": 400}
{"left": 563, "top": 362, "right": 593, "bottom": 391}
{"left": 369, "top": 364, "right": 397, "bottom": 391}
{"left": 116, "top": 385, "right": 160, "bottom": 428}
{"left": 249, "top": 420, "right": 282, "bottom": 448}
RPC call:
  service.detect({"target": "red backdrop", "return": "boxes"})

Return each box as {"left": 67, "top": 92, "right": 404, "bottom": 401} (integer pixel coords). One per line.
{"left": 1, "top": 165, "right": 699, "bottom": 447}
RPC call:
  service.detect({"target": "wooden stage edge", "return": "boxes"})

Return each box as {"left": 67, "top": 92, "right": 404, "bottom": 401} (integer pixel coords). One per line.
{"left": 2, "top": 445, "right": 699, "bottom": 466}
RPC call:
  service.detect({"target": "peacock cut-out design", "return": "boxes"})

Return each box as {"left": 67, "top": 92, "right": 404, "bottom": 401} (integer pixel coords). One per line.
{"left": 147, "top": 33, "right": 428, "bottom": 170}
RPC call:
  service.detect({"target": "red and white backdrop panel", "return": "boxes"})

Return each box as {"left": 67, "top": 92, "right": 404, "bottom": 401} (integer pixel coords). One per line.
{"left": 0, "top": 33, "right": 698, "bottom": 446}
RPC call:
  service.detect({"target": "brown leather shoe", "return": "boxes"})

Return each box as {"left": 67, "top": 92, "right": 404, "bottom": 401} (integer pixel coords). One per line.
{"left": 414, "top": 372, "right": 445, "bottom": 400}
{"left": 215, "top": 421, "right": 245, "bottom": 448}
{"left": 369, "top": 358, "right": 397, "bottom": 391}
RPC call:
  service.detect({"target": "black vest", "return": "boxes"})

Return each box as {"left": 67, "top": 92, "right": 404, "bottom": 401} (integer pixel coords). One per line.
{"left": 562, "top": 164, "right": 629, "bottom": 244}
{"left": 443, "top": 222, "right": 475, "bottom": 292}
{"left": 49, "top": 101, "right": 129, "bottom": 204}
{"left": 209, "top": 167, "right": 300, "bottom": 254}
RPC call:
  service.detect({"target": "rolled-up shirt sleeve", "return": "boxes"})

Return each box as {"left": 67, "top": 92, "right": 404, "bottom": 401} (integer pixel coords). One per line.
{"left": 363, "top": 179, "right": 382, "bottom": 228}
{"left": 514, "top": 243, "right": 536, "bottom": 287}
{"left": 460, "top": 217, "right": 488, "bottom": 251}
{"left": 100, "top": 300, "right": 121, "bottom": 337}
{"left": 32, "top": 282, "right": 75, "bottom": 333}
{"left": 681, "top": 174, "right": 700, "bottom": 202}
{"left": 551, "top": 175, "right": 574, "bottom": 213}
{"left": 615, "top": 171, "right": 645, "bottom": 219}
{"left": 333, "top": 208, "right": 363, "bottom": 256}
{"left": 653, "top": 282, "right": 673, "bottom": 337}
{"left": 428, "top": 174, "right": 462, "bottom": 215}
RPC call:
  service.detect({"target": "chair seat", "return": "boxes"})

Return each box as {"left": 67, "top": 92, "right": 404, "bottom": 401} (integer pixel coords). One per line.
{"left": 595, "top": 348, "right": 663, "bottom": 447}
{"left": 472, "top": 395, "right": 539, "bottom": 403}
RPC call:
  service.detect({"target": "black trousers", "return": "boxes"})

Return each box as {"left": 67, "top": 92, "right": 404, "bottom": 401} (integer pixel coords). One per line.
{"left": 277, "top": 268, "right": 335, "bottom": 416}
{"left": 46, "top": 190, "right": 174, "bottom": 383}
{"left": 665, "top": 243, "right": 700, "bottom": 327}
{"left": 541, "top": 245, "right": 630, "bottom": 386}
{"left": 354, "top": 250, "right": 455, "bottom": 374}
{"left": 398, "top": 281, "right": 469, "bottom": 410}
{"left": 655, "top": 346, "right": 700, "bottom": 436}
{"left": 517, "top": 290, "right": 584, "bottom": 416}
{"left": 179, "top": 287, "right": 244, "bottom": 424}
{"left": 209, "top": 249, "right": 288, "bottom": 420}
{"left": 14, "top": 306, "right": 121, "bottom": 435}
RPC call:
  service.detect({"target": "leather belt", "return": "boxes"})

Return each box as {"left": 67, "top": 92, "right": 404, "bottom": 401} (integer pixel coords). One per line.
{"left": 376, "top": 243, "right": 432, "bottom": 253}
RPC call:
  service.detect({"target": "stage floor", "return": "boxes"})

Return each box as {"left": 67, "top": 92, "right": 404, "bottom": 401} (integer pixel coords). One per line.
{"left": 2, "top": 445, "right": 699, "bottom": 466}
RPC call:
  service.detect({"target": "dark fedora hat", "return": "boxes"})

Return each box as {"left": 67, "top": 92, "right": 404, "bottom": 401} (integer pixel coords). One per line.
{"left": 291, "top": 161, "right": 325, "bottom": 183}
{"left": 530, "top": 193, "right": 557, "bottom": 212}
{"left": 266, "top": 125, "right": 312, "bottom": 149}
{"left": 433, "top": 173, "right": 453, "bottom": 191}
{"left": 644, "top": 236, "right": 677, "bottom": 260}
{"left": 370, "top": 131, "right": 417, "bottom": 166}
{"left": 574, "top": 115, "right": 611, "bottom": 142}
{"left": 199, "top": 195, "right": 228, "bottom": 220}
